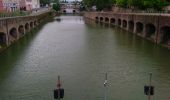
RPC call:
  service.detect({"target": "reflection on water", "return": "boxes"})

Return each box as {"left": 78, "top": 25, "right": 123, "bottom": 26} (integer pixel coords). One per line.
{"left": 0, "top": 16, "right": 170, "bottom": 100}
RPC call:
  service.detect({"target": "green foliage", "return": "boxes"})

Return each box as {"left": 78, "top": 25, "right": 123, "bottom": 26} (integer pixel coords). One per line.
{"left": 83, "top": 0, "right": 96, "bottom": 8}
{"left": 51, "top": 0, "right": 60, "bottom": 11}
{"left": 53, "top": 4, "right": 60, "bottom": 11}
{"left": 116, "top": 0, "right": 127, "bottom": 7}
{"left": 83, "top": 0, "right": 169, "bottom": 11}
{"left": 142, "top": 0, "right": 167, "bottom": 10}
{"left": 53, "top": 0, "right": 59, "bottom": 4}
{"left": 40, "top": 0, "right": 50, "bottom": 5}
{"left": 128, "top": 0, "right": 168, "bottom": 10}
{"left": 128, "top": 0, "right": 143, "bottom": 8}
{"left": 83, "top": 0, "right": 115, "bottom": 11}
{"left": 79, "top": 1, "right": 86, "bottom": 11}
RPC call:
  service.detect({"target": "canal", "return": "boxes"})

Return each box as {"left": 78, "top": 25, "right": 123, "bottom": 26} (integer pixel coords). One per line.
{"left": 0, "top": 15, "right": 170, "bottom": 100}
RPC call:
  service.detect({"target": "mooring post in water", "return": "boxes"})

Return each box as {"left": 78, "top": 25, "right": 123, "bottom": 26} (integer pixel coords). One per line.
{"left": 54, "top": 76, "right": 64, "bottom": 100}
{"left": 104, "top": 73, "right": 108, "bottom": 100}
{"left": 144, "top": 73, "right": 154, "bottom": 100}
{"left": 148, "top": 73, "right": 152, "bottom": 100}
{"left": 57, "top": 76, "right": 61, "bottom": 100}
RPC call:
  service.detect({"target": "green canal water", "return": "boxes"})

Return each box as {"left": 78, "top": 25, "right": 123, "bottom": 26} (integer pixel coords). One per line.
{"left": 0, "top": 15, "right": 170, "bottom": 100}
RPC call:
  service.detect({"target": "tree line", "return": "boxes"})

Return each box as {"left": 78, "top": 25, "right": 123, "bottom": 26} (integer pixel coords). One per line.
{"left": 83, "top": 0, "right": 170, "bottom": 11}
{"left": 40, "top": 0, "right": 60, "bottom": 11}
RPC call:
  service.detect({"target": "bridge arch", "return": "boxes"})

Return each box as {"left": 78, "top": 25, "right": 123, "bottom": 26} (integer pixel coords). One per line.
{"left": 128, "top": 20, "right": 134, "bottom": 32}
{"left": 9, "top": 27, "right": 17, "bottom": 39}
{"left": 160, "top": 26, "right": 170, "bottom": 45}
{"left": 63, "top": 10, "right": 66, "bottom": 13}
{"left": 118, "top": 19, "right": 121, "bottom": 26}
{"left": 100, "top": 17, "right": 104, "bottom": 22}
{"left": 145, "top": 24, "right": 156, "bottom": 38}
{"left": 0, "top": 32, "right": 6, "bottom": 46}
{"left": 25, "top": 23, "right": 29, "bottom": 32}
{"left": 136, "top": 22, "right": 143, "bottom": 33}
{"left": 95, "top": 17, "right": 99, "bottom": 21}
{"left": 110, "top": 18, "right": 115, "bottom": 24}
{"left": 18, "top": 25, "right": 24, "bottom": 37}
{"left": 30, "top": 22, "right": 34, "bottom": 28}
{"left": 122, "top": 20, "right": 127, "bottom": 28}
{"left": 34, "top": 21, "right": 37, "bottom": 26}
{"left": 73, "top": 9, "right": 76, "bottom": 13}
{"left": 105, "top": 17, "right": 109, "bottom": 23}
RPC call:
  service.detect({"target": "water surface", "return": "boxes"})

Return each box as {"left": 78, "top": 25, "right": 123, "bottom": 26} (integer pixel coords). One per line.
{"left": 0, "top": 16, "right": 170, "bottom": 100}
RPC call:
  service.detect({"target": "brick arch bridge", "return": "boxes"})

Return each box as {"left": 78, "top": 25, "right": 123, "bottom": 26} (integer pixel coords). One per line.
{"left": 84, "top": 12, "right": 170, "bottom": 48}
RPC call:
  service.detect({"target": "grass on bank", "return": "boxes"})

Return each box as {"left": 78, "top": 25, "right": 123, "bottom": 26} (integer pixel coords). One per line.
{"left": 0, "top": 11, "right": 30, "bottom": 18}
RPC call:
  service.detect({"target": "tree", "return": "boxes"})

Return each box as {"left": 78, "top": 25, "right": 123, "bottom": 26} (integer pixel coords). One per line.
{"left": 52, "top": 0, "right": 59, "bottom": 4}
{"left": 83, "top": 0, "right": 169, "bottom": 11}
{"left": 127, "top": 0, "right": 143, "bottom": 8}
{"left": 52, "top": 0, "right": 60, "bottom": 11}
{"left": 83, "top": 0, "right": 96, "bottom": 8}
{"left": 40, "top": 0, "right": 50, "bottom": 6}
{"left": 83, "top": 0, "right": 115, "bottom": 11}
{"left": 116, "top": 0, "right": 168, "bottom": 10}
{"left": 79, "top": 1, "right": 86, "bottom": 11}
{"left": 116, "top": 0, "right": 128, "bottom": 7}
{"left": 143, "top": 0, "right": 167, "bottom": 10}
{"left": 53, "top": 4, "right": 60, "bottom": 11}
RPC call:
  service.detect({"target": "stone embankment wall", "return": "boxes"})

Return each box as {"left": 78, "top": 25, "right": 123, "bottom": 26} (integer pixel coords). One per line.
{"left": 84, "top": 12, "right": 170, "bottom": 48}
{"left": 0, "top": 11, "right": 52, "bottom": 51}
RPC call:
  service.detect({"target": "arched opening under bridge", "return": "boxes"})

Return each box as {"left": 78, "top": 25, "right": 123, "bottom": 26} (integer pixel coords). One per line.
{"left": 128, "top": 21, "right": 134, "bottom": 32}
{"left": 9, "top": 28, "right": 17, "bottom": 39}
{"left": 118, "top": 19, "right": 121, "bottom": 26}
{"left": 122, "top": 20, "right": 127, "bottom": 28}
{"left": 105, "top": 17, "right": 109, "bottom": 23}
{"left": 25, "top": 23, "right": 29, "bottom": 32}
{"left": 160, "top": 26, "right": 170, "bottom": 45}
{"left": 145, "top": 24, "right": 156, "bottom": 38}
{"left": 0, "top": 32, "right": 6, "bottom": 46}
{"left": 136, "top": 22, "right": 143, "bottom": 33}
{"left": 110, "top": 18, "right": 115, "bottom": 25}
{"left": 18, "top": 25, "right": 24, "bottom": 37}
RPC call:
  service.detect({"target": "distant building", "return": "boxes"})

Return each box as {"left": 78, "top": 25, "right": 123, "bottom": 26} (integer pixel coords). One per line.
{"left": 0, "top": 0, "right": 40, "bottom": 12}
{"left": 60, "top": 1, "right": 80, "bottom": 13}
{"left": 19, "top": 0, "right": 26, "bottom": 11}
{"left": 163, "top": 0, "right": 170, "bottom": 11}
{"left": 2, "top": 0, "right": 20, "bottom": 12}
{"left": 19, "top": 0, "right": 40, "bottom": 11}
{"left": 0, "top": 0, "right": 3, "bottom": 12}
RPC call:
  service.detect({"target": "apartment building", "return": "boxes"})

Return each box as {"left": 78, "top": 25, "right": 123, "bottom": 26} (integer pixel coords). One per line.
{"left": 0, "top": 0, "right": 3, "bottom": 12}
{"left": 20, "top": 0, "right": 40, "bottom": 11}
{"left": 2, "top": 0, "right": 20, "bottom": 12}
{"left": 0, "top": 0, "right": 40, "bottom": 12}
